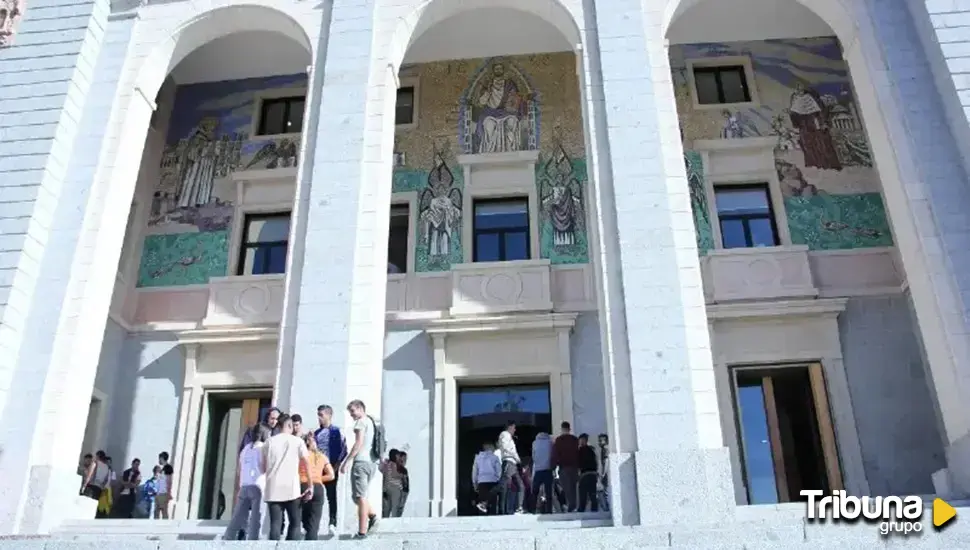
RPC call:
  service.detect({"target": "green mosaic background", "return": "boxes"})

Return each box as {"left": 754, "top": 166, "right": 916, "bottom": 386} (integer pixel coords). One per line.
{"left": 137, "top": 231, "right": 229, "bottom": 287}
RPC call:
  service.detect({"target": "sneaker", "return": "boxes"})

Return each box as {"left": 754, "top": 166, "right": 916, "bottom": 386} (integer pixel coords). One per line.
{"left": 515, "top": 508, "right": 525, "bottom": 515}
{"left": 327, "top": 524, "right": 337, "bottom": 537}
{"left": 475, "top": 502, "right": 487, "bottom": 514}
{"left": 368, "top": 514, "right": 378, "bottom": 532}
{"left": 353, "top": 533, "right": 367, "bottom": 540}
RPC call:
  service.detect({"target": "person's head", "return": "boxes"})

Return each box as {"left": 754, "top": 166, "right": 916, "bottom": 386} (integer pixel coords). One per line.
{"left": 506, "top": 420, "right": 516, "bottom": 436}
{"left": 83, "top": 454, "right": 93, "bottom": 466}
{"left": 106, "top": 457, "right": 113, "bottom": 467}
{"left": 598, "top": 433, "right": 609, "bottom": 447}
{"left": 131, "top": 458, "right": 141, "bottom": 469}
{"left": 561, "top": 421, "right": 571, "bottom": 434}
{"left": 265, "top": 408, "right": 281, "bottom": 428}
{"left": 396, "top": 451, "right": 407, "bottom": 467}
{"left": 278, "top": 413, "right": 293, "bottom": 434}
{"left": 482, "top": 441, "right": 495, "bottom": 452}
{"left": 291, "top": 414, "right": 303, "bottom": 435}
{"left": 388, "top": 449, "right": 400, "bottom": 463}
{"left": 578, "top": 433, "right": 589, "bottom": 446}
{"left": 304, "top": 433, "right": 317, "bottom": 452}
{"left": 249, "top": 424, "right": 269, "bottom": 445}
{"left": 317, "top": 405, "right": 333, "bottom": 428}
{"left": 152, "top": 465, "right": 161, "bottom": 477}
{"left": 96, "top": 450, "right": 107, "bottom": 462}
{"left": 346, "top": 400, "right": 366, "bottom": 420}
{"left": 158, "top": 451, "right": 169, "bottom": 465}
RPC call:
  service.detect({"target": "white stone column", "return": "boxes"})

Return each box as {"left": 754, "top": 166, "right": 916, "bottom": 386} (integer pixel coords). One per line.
{"left": 171, "top": 344, "right": 200, "bottom": 520}
{"left": 276, "top": 0, "right": 395, "bottom": 532}
{"left": 0, "top": 7, "right": 143, "bottom": 534}
{"left": 844, "top": 3, "right": 970, "bottom": 497}
{"left": 586, "top": 0, "right": 734, "bottom": 526}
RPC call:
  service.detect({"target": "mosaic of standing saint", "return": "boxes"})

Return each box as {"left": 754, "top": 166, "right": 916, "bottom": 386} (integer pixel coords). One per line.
{"left": 460, "top": 59, "right": 539, "bottom": 154}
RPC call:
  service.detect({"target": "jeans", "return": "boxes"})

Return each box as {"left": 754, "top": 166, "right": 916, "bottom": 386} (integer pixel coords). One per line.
{"left": 114, "top": 493, "right": 136, "bottom": 518}
{"left": 577, "top": 473, "right": 599, "bottom": 512}
{"left": 383, "top": 485, "right": 406, "bottom": 518}
{"left": 324, "top": 475, "right": 338, "bottom": 528}
{"left": 267, "top": 499, "right": 302, "bottom": 541}
{"left": 531, "top": 469, "right": 554, "bottom": 514}
{"left": 301, "top": 483, "right": 325, "bottom": 540}
{"left": 223, "top": 485, "right": 263, "bottom": 541}
{"left": 490, "top": 461, "right": 523, "bottom": 515}
{"left": 558, "top": 467, "right": 579, "bottom": 512}
{"left": 475, "top": 482, "right": 498, "bottom": 514}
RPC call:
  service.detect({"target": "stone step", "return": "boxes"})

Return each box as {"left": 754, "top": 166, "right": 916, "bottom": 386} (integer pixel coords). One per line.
{"left": 50, "top": 512, "right": 612, "bottom": 540}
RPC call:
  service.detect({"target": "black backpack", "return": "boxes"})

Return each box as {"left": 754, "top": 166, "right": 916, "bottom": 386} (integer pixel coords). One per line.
{"left": 368, "top": 415, "right": 387, "bottom": 461}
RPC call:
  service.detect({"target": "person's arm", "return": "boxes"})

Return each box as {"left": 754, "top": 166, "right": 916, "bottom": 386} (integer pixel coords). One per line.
{"left": 341, "top": 423, "right": 365, "bottom": 472}
{"left": 472, "top": 456, "right": 479, "bottom": 485}
{"left": 336, "top": 427, "right": 349, "bottom": 463}
{"left": 320, "top": 458, "right": 335, "bottom": 484}
{"left": 298, "top": 441, "right": 313, "bottom": 498}
{"left": 82, "top": 462, "right": 95, "bottom": 492}
{"left": 551, "top": 439, "right": 559, "bottom": 469}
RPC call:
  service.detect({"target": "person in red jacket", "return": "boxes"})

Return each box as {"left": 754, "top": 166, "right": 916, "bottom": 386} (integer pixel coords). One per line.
{"left": 551, "top": 421, "right": 579, "bottom": 512}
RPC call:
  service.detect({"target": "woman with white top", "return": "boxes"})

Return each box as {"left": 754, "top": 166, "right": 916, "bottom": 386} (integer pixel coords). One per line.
{"left": 223, "top": 424, "right": 270, "bottom": 540}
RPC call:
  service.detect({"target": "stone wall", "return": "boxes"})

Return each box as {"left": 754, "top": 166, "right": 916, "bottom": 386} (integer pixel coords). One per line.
{"left": 673, "top": 37, "right": 894, "bottom": 253}
{"left": 838, "top": 295, "right": 946, "bottom": 495}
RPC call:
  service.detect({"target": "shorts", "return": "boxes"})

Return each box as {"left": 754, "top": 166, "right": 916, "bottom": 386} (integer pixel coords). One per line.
{"left": 350, "top": 461, "right": 377, "bottom": 500}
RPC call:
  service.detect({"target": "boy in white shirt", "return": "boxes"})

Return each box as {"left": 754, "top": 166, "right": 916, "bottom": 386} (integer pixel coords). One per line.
{"left": 223, "top": 424, "right": 269, "bottom": 540}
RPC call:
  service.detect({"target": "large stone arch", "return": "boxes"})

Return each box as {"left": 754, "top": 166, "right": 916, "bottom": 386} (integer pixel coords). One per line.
{"left": 386, "top": 0, "right": 584, "bottom": 74}
{"left": 665, "top": 0, "right": 970, "bottom": 492}
{"left": 133, "top": 3, "right": 314, "bottom": 100}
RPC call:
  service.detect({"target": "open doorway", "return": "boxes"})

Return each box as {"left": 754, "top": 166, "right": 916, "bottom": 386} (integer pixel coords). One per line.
{"left": 197, "top": 391, "right": 272, "bottom": 520}
{"left": 455, "top": 382, "right": 552, "bottom": 516}
{"left": 731, "top": 363, "right": 843, "bottom": 504}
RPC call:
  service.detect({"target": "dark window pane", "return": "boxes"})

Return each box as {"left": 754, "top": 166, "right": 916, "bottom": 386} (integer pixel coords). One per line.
{"left": 720, "top": 219, "right": 748, "bottom": 249}
{"left": 474, "top": 200, "right": 528, "bottom": 230}
{"left": 720, "top": 68, "right": 750, "bottom": 103}
{"left": 737, "top": 383, "right": 780, "bottom": 504}
{"left": 388, "top": 205, "right": 410, "bottom": 273}
{"left": 265, "top": 245, "right": 288, "bottom": 274}
{"left": 286, "top": 99, "right": 305, "bottom": 133}
{"left": 715, "top": 188, "right": 771, "bottom": 215}
{"left": 504, "top": 231, "right": 529, "bottom": 261}
{"left": 748, "top": 217, "right": 777, "bottom": 247}
{"left": 246, "top": 216, "right": 290, "bottom": 243}
{"left": 476, "top": 233, "right": 501, "bottom": 262}
{"left": 259, "top": 101, "right": 287, "bottom": 135}
{"left": 396, "top": 87, "right": 415, "bottom": 125}
{"left": 694, "top": 70, "right": 720, "bottom": 105}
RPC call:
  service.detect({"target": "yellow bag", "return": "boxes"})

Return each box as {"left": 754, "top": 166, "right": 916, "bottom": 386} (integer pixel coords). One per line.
{"left": 97, "top": 487, "right": 112, "bottom": 515}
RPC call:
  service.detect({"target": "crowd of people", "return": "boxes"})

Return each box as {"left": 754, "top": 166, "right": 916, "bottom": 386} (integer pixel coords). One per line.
{"left": 78, "top": 451, "right": 174, "bottom": 519}
{"left": 471, "top": 421, "right": 609, "bottom": 515}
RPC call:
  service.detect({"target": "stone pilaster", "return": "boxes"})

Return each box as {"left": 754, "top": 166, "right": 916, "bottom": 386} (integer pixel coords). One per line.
{"left": 588, "top": 0, "right": 734, "bottom": 526}
{"left": 277, "top": 0, "right": 392, "bottom": 531}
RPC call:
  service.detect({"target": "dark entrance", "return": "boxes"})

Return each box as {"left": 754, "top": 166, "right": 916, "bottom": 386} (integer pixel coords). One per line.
{"left": 456, "top": 383, "right": 552, "bottom": 516}
{"left": 198, "top": 392, "right": 272, "bottom": 520}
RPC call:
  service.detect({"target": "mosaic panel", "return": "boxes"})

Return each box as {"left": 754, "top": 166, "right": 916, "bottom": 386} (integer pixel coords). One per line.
{"left": 393, "top": 53, "right": 589, "bottom": 271}
{"left": 671, "top": 38, "right": 893, "bottom": 250}
{"left": 685, "top": 150, "right": 715, "bottom": 254}
{"left": 136, "top": 74, "right": 306, "bottom": 287}
{"left": 137, "top": 230, "right": 229, "bottom": 287}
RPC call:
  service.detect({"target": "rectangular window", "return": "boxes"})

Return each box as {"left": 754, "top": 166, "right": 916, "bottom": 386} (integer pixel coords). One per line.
{"left": 238, "top": 212, "right": 291, "bottom": 275}
{"left": 714, "top": 184, "right": 779, "bottom": 249}
{"left": 396, "top": 86, "right": 415, "bottom": 126}
{"left": 693, "top": 65, "right": 751, "bottom": 105}
{"left": 388, "top": 204, "right": 410, "bottom": 274}
{"left": 473, "top": 198, "right": 530, "bottom": 262}
{"left": 731, "top": 364, "right": 843, "bottom": 505}
{"left": 257, "top": 96, "right": 305, "bottom": 136}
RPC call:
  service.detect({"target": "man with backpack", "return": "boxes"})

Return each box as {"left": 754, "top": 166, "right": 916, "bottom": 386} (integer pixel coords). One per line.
{"left": 340, "top": 399, "right": 386, "bottom": 539}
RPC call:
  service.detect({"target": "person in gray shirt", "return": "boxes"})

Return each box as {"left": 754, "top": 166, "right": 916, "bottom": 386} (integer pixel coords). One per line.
{"left": 340, "top": 400, "right": 379, "bottom": 539}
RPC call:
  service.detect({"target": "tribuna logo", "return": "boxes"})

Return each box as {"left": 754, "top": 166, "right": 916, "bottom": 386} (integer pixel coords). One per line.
{"left": 801, "top": 490, "right": 924, "bottom": 536}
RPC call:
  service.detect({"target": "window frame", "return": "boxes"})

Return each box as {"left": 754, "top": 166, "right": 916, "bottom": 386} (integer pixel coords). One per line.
{"left": 396, "top": 76, "right": 420, "bottom": 130}
{"left": 249, "top": 87, "right": 308, "bottom": 138}
{"left": 387, "top": 198, "right": 413, "bottom": 275}
{"left": 471, "top": 196, "right": 532, "bottom": 263}
{"left": 686, "top": 57, "right": 759, "bottom": 111}
{"left": 236, "top": 211, "right": 292, "bottom": 276}
{"left": 713, "top": 183, "right": 780, "bottom": 249}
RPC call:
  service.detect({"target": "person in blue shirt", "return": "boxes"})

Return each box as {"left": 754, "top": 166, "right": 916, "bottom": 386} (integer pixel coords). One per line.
{"left": 315, "top": 404, "right": 348, "bottom": 536}
{"left": 136, "top": 466, "right": 160, "bottom": 519}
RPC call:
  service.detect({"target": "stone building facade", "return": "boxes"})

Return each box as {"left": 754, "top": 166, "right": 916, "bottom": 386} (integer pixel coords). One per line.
{"left": 2, "top": 0, "right": 970, "bottom": 546}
